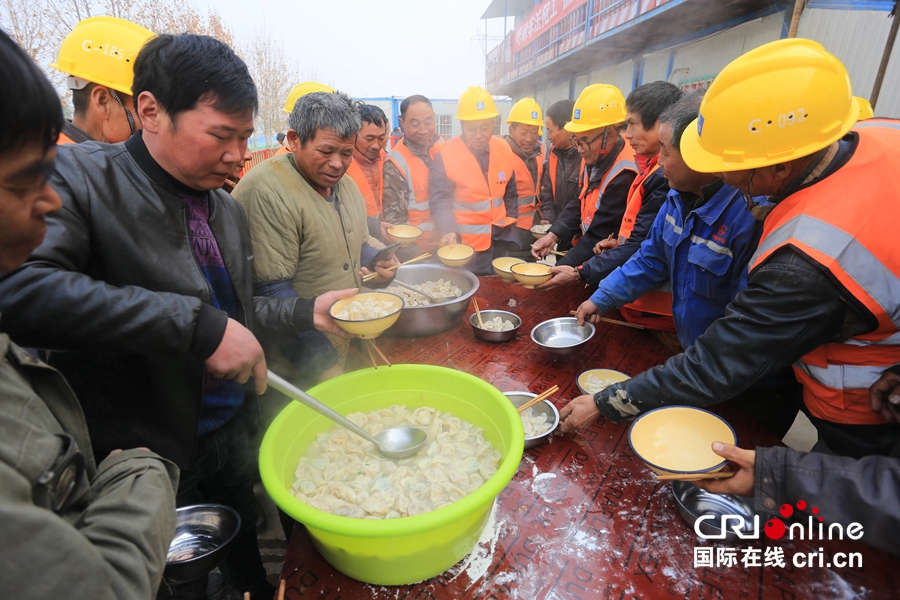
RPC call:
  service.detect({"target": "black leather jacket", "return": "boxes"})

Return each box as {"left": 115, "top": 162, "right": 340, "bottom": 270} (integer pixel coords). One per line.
{"left": 0, "top": 134, "right": 316, "bottom": 468}
{"left": 593, "top": 133, "right": 899, "bottom": 457}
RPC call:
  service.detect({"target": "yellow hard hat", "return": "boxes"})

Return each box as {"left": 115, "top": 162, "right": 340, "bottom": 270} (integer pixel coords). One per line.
{"left": 680, "top": 38, "right": 858, "bottom": 173}
{"left": 284, "top": 82, "right": 336, "bottom": 113}
{"left": 855, "top": 96, "right": 874, "bottom": 120}
{"left": 507, "top": 98, "right": 544, "bottom": 127}
{"left": 564, "top": 84, "right": 627, "bottom": 133}
{"left": 50, "top": 16, "right": 154, "bottom": 96}
{"left": 456, "top": 86, "right": 499, "bottom": 121}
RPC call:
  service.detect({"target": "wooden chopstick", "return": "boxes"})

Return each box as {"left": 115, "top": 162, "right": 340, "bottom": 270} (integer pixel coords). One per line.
{"left": 369, "top": 339, "right": 392, "bottom": 367}
{"left": 655, "top": 471, "right": 736, "bottom": 481}
{"left": 362, "top": 252, "right": 432, "bottom": 282}
{"left": 473, "top": 297, "right": 485, "bottom": 328}
{"left": 517, "top": 385, "right": 559, "bottom": 414}
{"left": 276, "top": 579, "right": 286, "bottom": 600}
{"left": 364, "top": 340, "right": 379, "bottom": 370}
{"left": 529, "top": 244, "right": 566, "bottom": 257}
{"left": 568, "top": 310, "right": 645, "bottom": 330}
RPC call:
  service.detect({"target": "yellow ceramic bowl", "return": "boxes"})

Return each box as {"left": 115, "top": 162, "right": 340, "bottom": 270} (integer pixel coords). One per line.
{"left": 437, "top": 244, "right": 475, "bottom": 267}
{"left": 492, "top": 257, "right": 525, "bottom": 281}
{"left": 576, "top": 368, "right": 631, "bottom": 395}
{"left": 510, "top": 262, "right": 552, "bottom": 288}
{"left": 628, "top": 407, "right": 737, "bottom": 476}
{"left": 328, "top": 292, "right": 404, "bottom": 339}
{"left": 387, "top": 225, "right": 423, "bottom": 247}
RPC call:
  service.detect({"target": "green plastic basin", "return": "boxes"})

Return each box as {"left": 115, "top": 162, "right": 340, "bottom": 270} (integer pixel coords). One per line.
{"left": 259, "top": 364, "right": 524, "bottom": 585}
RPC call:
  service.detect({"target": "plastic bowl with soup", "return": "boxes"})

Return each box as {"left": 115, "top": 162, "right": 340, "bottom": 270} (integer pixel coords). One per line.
{"left": 628, "top": 406, "right": 737, "bottom": 476}
{"left": 492, "top": 257, "right": 525, "bottom": 281}
{"left": 510, "top": 262, "right": 552, "bottom": 288}
{"left": 387, "top": 225, "right": 423, "bottom": 247}
{"left": 437, "top": 244, "right": 475, "bottom": 267}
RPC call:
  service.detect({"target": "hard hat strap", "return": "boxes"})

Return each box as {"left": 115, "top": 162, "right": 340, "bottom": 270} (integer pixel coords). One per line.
{"left": 742, "top": 169, "right": 758, "bottom": 211}
{"left": 108, "top": 88, "right": 135, "bottom": 136}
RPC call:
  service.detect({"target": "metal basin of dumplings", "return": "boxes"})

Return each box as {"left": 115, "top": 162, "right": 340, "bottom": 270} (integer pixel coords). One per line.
{"left": 673, "top": 481, "right": 758, "bottom": 543}
{"left": 383, "top": 264, "right": 479, "bottom": 337}
{"left": 504, "top": 391, "right": 559, "bottom": 449}
{"left": 531, "top": 317, "right": 595, "bottom": 356}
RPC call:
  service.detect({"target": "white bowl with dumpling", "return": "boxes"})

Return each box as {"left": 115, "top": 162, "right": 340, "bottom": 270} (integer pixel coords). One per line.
{"left": 503, "top": 391, "right": 559, "bottom": 449}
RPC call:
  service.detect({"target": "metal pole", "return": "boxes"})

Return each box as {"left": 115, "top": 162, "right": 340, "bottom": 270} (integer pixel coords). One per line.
{"left": 870, "top": 4, "right": 899, "bottom": 109}
{"left": 787, "top": 0, "right": 806, "bottom": 38}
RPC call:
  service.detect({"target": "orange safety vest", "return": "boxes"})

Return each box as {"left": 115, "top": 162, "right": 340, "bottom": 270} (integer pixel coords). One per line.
{"left": 749, "top": 119, "right": 900, "bottom": 425}
{"left": 617, "top": 154, "right": 673, "bottom": 317}
{"left": 274, "top": 145, "right": 289, "bottom": 156}
{"left": 346, "top": 154, "right": 383, "bottom": 218}
{"left": 579, "top": 137, "right": 638, "bottom": 234}
{"left": 58, "top": 132, "right": 76, "bottom": 145}
{"left": 509, "top": 142, "right": 545, "bottom": 230}
{"left": 385, "top": 137, "right": 443, "bottom": 245}
{"left": 439, "top": 136, "right": 516, "bottom": 251}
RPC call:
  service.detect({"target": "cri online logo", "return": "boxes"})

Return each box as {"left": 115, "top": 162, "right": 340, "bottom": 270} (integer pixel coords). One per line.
{"left": 695, "top": 499, "right": 864, "bottom": 541}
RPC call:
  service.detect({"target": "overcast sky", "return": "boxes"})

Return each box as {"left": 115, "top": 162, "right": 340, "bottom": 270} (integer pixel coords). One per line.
{"left": 211, "top": 0, "right": 513, "bottom": 99}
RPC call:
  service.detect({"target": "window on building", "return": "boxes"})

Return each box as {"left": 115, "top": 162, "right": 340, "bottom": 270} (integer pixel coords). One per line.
{"left": 435, "top": 114, "right": 453, "bottom": 139}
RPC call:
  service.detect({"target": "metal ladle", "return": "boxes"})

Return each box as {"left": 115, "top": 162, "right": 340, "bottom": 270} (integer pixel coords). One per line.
{"left": 267, "top": 371, "right": 428, "bottom": 459}
{"left": 390, "top": 279, "right": 440, "bottom": 304}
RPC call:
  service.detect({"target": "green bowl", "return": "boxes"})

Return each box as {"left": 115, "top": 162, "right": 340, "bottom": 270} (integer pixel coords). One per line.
{"left": 259, "top": 364, "right": 524, "bottom": 585}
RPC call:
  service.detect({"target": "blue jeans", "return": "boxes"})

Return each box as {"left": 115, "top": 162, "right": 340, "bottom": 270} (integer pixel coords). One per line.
{"left": 158, "top": 413, "right": 266, "bottom": 599}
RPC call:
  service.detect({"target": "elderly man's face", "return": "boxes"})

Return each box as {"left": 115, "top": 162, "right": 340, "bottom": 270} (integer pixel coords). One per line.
{"left": 356, "top": 122, "right": 386, "bottom": 161}
{"left": 140, "top": 95, "right": 254, "bottom": 191}
{"left": 289, "top": 128, "right": 355, "bottom": 196}
{"left": 0, "top": 142, "right": 62, "bottom": 274}
{"left": 399, "top": 100, "right": 435, "bottom": 148}
{"left": 461, "top": 119, "right": 494, "bottom": 152}
{"left": 509, "top": 123, "right": 539, "bottom": 155}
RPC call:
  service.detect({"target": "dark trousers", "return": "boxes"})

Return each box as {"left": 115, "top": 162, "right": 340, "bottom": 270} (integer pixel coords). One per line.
{"left": 158, "top": 414, "right": 266, "bottom": 600}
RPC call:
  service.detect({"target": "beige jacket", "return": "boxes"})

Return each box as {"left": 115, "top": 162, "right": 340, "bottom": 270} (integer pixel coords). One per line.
{"left": 0, "top": 333, "right": 178, "bottom": 599}
{"left": 234, "top": 154, "right": 383, "bottom": 298}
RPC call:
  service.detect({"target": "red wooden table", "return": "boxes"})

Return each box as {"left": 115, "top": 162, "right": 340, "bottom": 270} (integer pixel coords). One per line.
{"left": 278, "top": 277, "right": 899, "bottom": 599}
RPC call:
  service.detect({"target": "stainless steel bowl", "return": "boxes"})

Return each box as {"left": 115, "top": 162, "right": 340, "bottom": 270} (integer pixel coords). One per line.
{"left": 382, "top": 263, "right": 480, "bottom": 337}
{"left": 672, "top": 481, "right": 757, "bottom": 544}
{"left": 164, "top": 504, "right": 241, "bottom": 583}
{"left": 530, "top": 317, "right": 596, "bottom": 356}
{"left": 504, "top": 391, "right": 560, "bottom": 449}
{"left": 469, "top": 309, "right": 521, "bottom": 342}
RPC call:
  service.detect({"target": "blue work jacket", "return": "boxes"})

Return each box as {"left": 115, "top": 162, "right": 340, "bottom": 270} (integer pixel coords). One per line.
{"left": 590, "top": 183, "right": 762, "bottom": 349}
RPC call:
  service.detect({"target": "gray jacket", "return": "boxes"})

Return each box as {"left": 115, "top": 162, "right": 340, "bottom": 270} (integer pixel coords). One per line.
{"left": 0, "top": 134, "right": 316, "bottom": 469}
{"left": 0, "top": 333, "right": 178, "bottom": 599}
{"left": 755, "top": 446, "right": 900, "bottom": 556}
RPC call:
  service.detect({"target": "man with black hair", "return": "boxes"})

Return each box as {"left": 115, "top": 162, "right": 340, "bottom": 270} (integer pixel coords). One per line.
{"left": 563, "top": 91, "right": 799, "bottom": 440}
{"left": 538, "top": 81, "right": 682, "bottom": 339}
{"left": 537, "top": 99, "right": 579, "bottom": 251}
{"left": 0, "top": 29, "right": 177, "bottom": 599}
{"left": 52, "top": 16, "right": 154, "bottom": 144}
{"left": 346, "top": 103, "right": 391, "bottom": 240}
{"left": 0, "top": 33, "right": 356, "bottom": 600}
{"left": 382, "top": 94, "right": 444, "bottom": 250}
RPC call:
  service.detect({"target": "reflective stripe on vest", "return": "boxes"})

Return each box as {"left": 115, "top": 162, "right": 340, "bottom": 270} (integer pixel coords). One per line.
{"left": 345, "top": 158, "right": 381, "bottom": 218}
{"left": 618, "top": 158, "right": 660, "bottom": 243}
{"left": 439, "top": 136, "right": 515, "bottom": 251}
{"left": 548, "top": 151, "right": 558, "bottom": 201}
{"left": 579, "top": 139, "right": 638, "bottom": 234}
{"left": 386, "top": 138, "right": 443, "bottom": 240}
{"left": 748, "top": 120, "right": 900, "bottom": 424}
